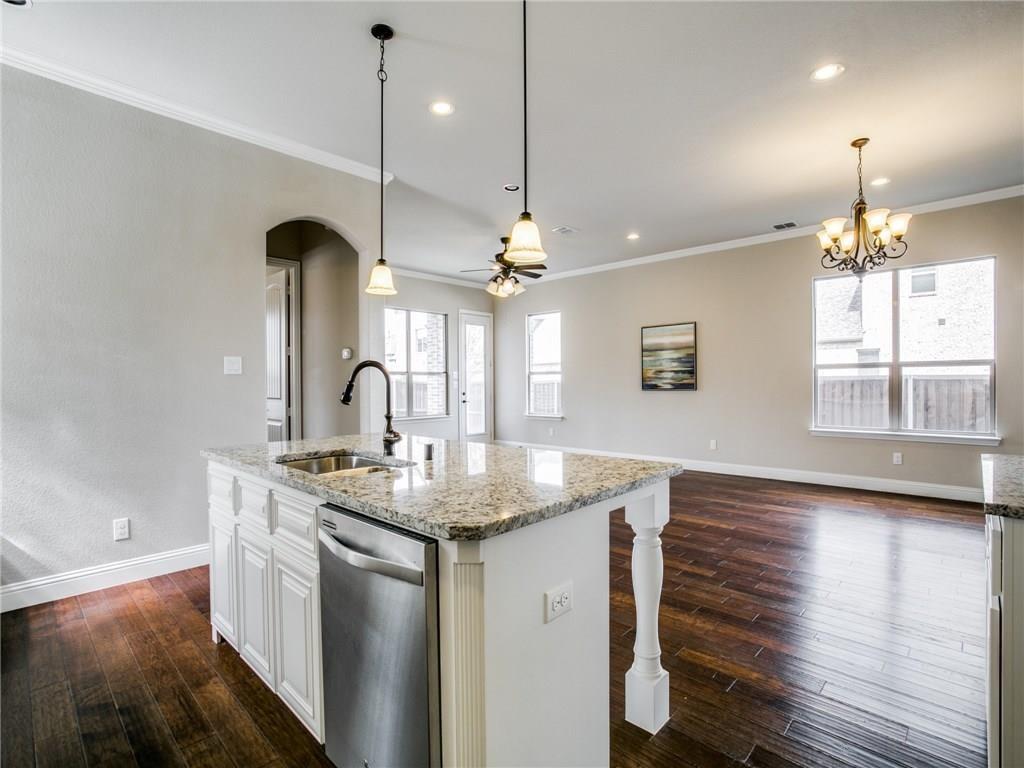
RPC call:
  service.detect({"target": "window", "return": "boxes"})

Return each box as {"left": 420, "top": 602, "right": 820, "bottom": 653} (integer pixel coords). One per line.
{"left": 813, "top": 257, "right": 995, "bottom": 437}
{"left": 384, "top": 308, "right": 448, "bottom": 418}
{"left": 909, "top": 268, "right": 937, "bottom": 296}
{"left": 526, "top": 312, "right": 562, "bottom": 417}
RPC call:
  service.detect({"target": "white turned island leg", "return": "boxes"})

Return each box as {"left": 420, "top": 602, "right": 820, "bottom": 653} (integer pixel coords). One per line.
{"left": 624, "top": 481, "right": 670, "bottom": 734}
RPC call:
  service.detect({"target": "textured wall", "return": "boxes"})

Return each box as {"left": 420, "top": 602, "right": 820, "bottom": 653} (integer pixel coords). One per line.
{"left": 494, "top": 197, "right": 1024, "bottom": 490}
{"left": 1, "top": 69, "right": 384, "bottom": 584}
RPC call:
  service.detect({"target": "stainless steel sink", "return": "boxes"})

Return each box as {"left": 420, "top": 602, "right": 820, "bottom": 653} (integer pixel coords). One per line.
{"left": 279, "top": 455, "right": 392, "bottom": 476}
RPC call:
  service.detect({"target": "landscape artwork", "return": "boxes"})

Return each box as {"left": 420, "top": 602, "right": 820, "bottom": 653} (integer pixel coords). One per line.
{"left": 641, "top": 322, "right": 697, "bottom": 390}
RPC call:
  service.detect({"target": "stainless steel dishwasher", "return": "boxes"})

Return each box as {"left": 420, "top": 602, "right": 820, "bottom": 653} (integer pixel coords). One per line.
{"left": 317, "top": 504, "right": 441, "bottom": 768}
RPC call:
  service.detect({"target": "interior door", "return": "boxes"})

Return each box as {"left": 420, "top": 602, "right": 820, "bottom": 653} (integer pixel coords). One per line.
{"left": 458, "top": 312, "right": 493, "bottom": 441}
{"left": 266, "top": 268, "right": 289, "bottom": 441}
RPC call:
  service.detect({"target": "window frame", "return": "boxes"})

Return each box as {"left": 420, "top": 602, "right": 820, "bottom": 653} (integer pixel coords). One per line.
{"left": 525, "top": 310, "right": 564, "bottom": 419}
{"left": 811, "top": 255, "right": 998, "bottom": 443}
{"left": 385, "top": 306, "right": 449, "bottom": 420}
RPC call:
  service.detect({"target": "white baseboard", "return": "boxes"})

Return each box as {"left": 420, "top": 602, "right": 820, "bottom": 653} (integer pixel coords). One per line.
{"left": 0, "top": 543, "right": 210, "bottom": 613}
{"left": 495, "top": 440, "right": 983, "bottom": 504}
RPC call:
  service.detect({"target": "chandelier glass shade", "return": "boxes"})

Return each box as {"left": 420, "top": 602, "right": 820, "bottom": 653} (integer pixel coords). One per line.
{"left": 816, "top": 138, "right": 911, "bottom": 276}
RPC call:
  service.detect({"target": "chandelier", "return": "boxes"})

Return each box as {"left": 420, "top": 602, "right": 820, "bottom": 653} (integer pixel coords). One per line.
{"left": 816, "top": 138, "right": 911, "bottom": 276}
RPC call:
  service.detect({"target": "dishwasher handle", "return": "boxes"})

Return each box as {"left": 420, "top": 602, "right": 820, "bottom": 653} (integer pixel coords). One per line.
{"left": 317, "top": 527, "right": 424, "bottom": 586}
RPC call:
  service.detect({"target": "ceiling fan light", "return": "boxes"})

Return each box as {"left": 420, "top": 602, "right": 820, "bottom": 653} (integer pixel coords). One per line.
{"left": 816, "top": 230, "right": 834, "bottom": 252}
{"left": 365, "top": 259, "right": 397, "bottom": 295}
{"left": 486, "top": 280, "right": 504, "bottom": 297}
{"left": 865, "top": 208, "right": 890, "bottom": 234}
{"left": 513, "top": 280, "right": 526, "bottom": 296}
{"left": 822, "top": 217, "right": 847, "bottom": 241}
{"left": 888, "top": 212, "right": 912, "bottom": 240}
{"left": 505, "top": 212, "right": 547, "bottom": 264}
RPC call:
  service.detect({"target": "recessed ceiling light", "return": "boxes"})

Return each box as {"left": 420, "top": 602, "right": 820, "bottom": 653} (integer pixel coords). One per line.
{"left": 870, "top": 177, "right": 891, "bottom": 187}
{"left": 429, "top": 101, "right": 454, "bottom": 116}
{"left": 810, "top": 63, "right": 845, "bottom": 82}
{"left": 503, "top": 183, "right": 520, "bottom": 192}
{"left": 626, "top": 232, "right": 640, "bottom": 240}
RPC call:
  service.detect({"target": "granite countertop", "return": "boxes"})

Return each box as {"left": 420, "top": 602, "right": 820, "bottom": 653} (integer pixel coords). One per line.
{"left": 982, "top": 454, "right": 1024, "bottom": 519}
{"left": 201, "top": 434, "right": 684, "bottom": 540}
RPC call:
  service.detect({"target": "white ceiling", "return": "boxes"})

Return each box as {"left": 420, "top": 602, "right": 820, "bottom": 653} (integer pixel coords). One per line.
{"left": 3, "top": 2, "right": 1022, "bottom": 280}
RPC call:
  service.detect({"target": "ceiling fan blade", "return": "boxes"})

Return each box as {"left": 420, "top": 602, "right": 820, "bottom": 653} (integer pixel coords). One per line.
{"left": 517, "top": 270, "right": 543, "bottom": 279}
{"left": 460, "top": 268, "right": 497, "bottom": 273}
{"left": 515, "top": 263, "right": 547, "bottom": 270}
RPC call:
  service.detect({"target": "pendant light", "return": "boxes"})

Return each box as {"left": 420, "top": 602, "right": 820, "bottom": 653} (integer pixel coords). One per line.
{"left": 504, "top": 0, "right": 547, "bottom": 265}
{"left": 365, "top": 24, "right": 398, "bottom": 296}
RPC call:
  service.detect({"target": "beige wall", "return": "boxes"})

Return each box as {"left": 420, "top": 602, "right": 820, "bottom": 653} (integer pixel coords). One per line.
{"left": 494, "top": 197, "right": 1024, "bottom": 491}
{"left": 1, "top": 68, "right": 386, "bottom": 584}
{"left": 267, "top": 221, "right": 362, "bottom": 438}
{"left": 386, "top": 275, "right": 493, "bottom": 441}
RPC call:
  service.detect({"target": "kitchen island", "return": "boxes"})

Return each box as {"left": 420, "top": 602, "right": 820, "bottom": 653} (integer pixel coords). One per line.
{"left": 202, "top": 434, "right": 683, "bottom": 767}
{"left": 983, "top": 454, "right": 1024, "bottom": 768}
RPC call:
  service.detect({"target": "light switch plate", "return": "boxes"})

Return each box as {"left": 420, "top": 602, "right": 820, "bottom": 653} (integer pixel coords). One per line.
{"left": 893, "top": 451, "right": 903, "bottom": 465}
{"left": 544, "top": 581, "right": 573, "bottom": 623}
{"left": 223, "top": 356, "right": 243, "bottom": 375}
{"left": 113, "top": 518, "right": 130, "bottom": 541}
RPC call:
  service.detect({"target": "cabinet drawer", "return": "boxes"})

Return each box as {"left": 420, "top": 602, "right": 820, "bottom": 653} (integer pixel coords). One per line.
{"left": 208, "top": 469, "right": 236, "bottom": 511}
{"left": 272, "top": 490, "right": 319, "bottom": 557}
{"left": 238, "top": 478, "right": 271, "bottom": 533}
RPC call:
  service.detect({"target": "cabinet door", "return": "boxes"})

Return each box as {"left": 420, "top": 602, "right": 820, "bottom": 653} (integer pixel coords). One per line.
{"left": 209, "top": 515, "right": 238, "bottom": 646}
{"left": 273, "top": 548, "right": 322, "bottom": 740}
{"left": 238, "top": 531, "right": 274, "bottom": 685}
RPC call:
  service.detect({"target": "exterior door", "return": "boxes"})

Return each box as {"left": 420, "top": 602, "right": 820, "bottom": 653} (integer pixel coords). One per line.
{"left": 266, "top": 268, "right": 289, "bottom": 441}
{"left": 458, "top": 311, "right": 493, "bottom": 441}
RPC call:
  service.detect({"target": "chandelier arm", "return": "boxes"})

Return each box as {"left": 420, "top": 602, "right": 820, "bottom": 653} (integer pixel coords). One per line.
{"left": 888, "top": 240, "right": 908, "bottom": 260}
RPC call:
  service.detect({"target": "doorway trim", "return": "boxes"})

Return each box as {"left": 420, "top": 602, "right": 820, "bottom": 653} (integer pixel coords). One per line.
{"left": 458, "top": 309, "right": 495, "bottom": 442}
{"left": 267, "top": 256, "right": 303, "bottom": 440}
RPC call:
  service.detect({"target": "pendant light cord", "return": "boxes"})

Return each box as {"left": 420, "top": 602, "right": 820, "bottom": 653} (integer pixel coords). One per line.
{"left": 522, "top": 0, "right": 528, "bottom": 213}
{"left": 378, "top": 36, "right": 388, "bottom": 261}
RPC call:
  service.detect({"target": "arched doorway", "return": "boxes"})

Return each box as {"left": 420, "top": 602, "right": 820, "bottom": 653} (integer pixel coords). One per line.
{"left": 265, "top": 220, "right": 361, "bottom": 441}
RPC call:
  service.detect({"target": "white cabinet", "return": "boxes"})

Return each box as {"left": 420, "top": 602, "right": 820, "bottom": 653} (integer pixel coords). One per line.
{"left": 209, "top": 512, "right": 238, "bottom": 646}
{"left": 238, "top": 530, "right": 274, "bottom": 686}
{"left": 987, "top": 513, "right": 1024, "bottom": 768}
{"left": 207, "top": 463, "right": 324, "bottom": 742}
{"left": 273, "top": 545, "right": 323, "bottom": 735}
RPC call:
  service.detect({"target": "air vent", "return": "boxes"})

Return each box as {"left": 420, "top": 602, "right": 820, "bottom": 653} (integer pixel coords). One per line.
{"left": 772, "top": 221, "right": 798, "bottom": 231}
{"left": 551, "top": 225, "right": 579, "bottom": 235}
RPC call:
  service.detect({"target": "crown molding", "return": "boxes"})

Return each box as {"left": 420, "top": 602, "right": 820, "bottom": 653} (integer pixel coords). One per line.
{"left": 0, "top": 46, "right": 393, "bottom": 184}
{"left": 391, "top": 267, "right": 485, "bottom": 291}
{"left": 541, "top": 185, "right": 1024, "bottom": 283}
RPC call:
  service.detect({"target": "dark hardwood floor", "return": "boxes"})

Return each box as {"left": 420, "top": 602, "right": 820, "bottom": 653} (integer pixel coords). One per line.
{"left": 1, "top": 472, "right": 986, "bottom": 767}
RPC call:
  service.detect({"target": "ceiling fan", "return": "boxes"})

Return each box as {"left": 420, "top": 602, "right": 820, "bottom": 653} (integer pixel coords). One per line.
{"left": 461, "top": 236, "right": 546, "bottom": 297}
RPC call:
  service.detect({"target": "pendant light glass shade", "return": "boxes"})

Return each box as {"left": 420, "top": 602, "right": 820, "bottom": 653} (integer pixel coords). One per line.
{"left": 365, "top": 258, "right": 397, "bottom": 296}
{"left": 505, "top": 212, "right": 547, "bottom": 264}
{"left": 365, "top": 24, "right": 398, "bottom": 296}
{"left": 486, "top": 278, "right": 504, "bottom": 297}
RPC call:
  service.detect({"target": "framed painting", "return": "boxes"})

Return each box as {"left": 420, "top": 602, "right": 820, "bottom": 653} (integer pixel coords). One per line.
{"left": 641, "top": 322, "right": 697, "bottom": 390}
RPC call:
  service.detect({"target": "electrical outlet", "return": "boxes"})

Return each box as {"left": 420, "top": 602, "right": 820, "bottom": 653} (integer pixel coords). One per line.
{"left": 892, "top": 452, "right": 903, "bottom": 465}
{"left": 113, "top": 518, "right": 131, "bottom": 541}
{"left": 223, "top": 356, "right": 243, "bottom": 375}
{"left": 709, "top": 439, "right": 718, "bottom": 451}
{"left": 547, "top": 427, "right": 554, "bottom": 437}
{"left": 544, "top": 581, "right": 573, "bottom": 623}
